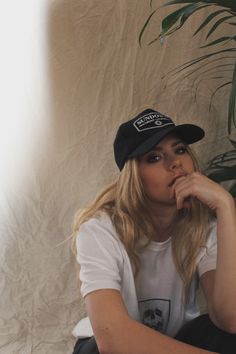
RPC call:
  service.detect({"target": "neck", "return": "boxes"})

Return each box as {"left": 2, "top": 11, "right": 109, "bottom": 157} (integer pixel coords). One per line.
{"left": 149, "top": 203, "right": 178, "bottom": 242}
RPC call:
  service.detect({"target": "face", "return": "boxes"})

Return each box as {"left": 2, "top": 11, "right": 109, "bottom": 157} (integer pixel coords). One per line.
{"left": 137, "top": 134, "right": 195, "bottom": 212}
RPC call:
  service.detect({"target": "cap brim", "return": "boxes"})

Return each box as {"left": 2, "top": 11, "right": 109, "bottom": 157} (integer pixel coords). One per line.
{"left": 128, "top": 124, "right": 204, "bottom": 158}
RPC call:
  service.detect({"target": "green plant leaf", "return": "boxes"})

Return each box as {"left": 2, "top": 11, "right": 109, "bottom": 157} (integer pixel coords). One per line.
{"left": 148, "top": 36, "right": 161, "bottom": 46}
{"left": 228, "top": 61, "right": 236, "bottom": 133}
{"left": 161, "top": 4, "right": 194, "bottom": 36}
{"left": 140, "top": 0, "right": 236, "bottom": 142}
{"left": 162, "top": 0, "right": 236, "bottom": 12}
{"left": 194, "top": 9, "right": 228, "bottom": 36}
{"left": 201, "top": 35, "right": 236, "bottom": 48}
{"left": 139, "top": 9, "right": 157, "bottom": 46}
{"left": 160, "top": 4, "right": 211, "bottom": 38}
{"left": 206, "top": 149, "right": 236, "bottom": 183}
{"left": 212, "top": 0, "right": 236, "bottom": 12}
{"left": 163, "top": 0, "right": 209, "bottom": 6}
{"left": 179, "top": 4, "right": 211, "bottom": 28}
{"left": 207, "top": 150, "right": 236, "bottom": 167}
{"left": 163, "top": 0, "right": 205, "bottom": 6}
{"left": 206, "top": 15, "right": 235, "bottom": 38}
{"left": 207, "top": 166, "right": 236, "bottom": 182}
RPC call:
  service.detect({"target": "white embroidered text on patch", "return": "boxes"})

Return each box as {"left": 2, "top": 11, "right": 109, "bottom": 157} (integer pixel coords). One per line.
{"left": 133, "top": 112, "right": 174, "bottom": 132}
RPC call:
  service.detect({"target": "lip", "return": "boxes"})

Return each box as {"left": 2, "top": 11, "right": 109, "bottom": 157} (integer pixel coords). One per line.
{"left": 168, "top": 174, "right": 187, "bottom": 187}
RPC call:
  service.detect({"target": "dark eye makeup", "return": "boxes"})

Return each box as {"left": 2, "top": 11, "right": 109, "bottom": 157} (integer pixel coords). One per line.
{"left": 144, "top": 144, "right": 188, "bottom": 164}
{"left": 175, "top": 145, "right": 187, "bottom": 154}
{"left": 146, "top": 154, "right": 162, "bottom": 163}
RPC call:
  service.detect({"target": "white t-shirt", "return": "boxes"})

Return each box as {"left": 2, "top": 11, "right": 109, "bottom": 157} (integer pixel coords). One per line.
{"left": 72, "top": 213, "right": 217, "bottom": 338}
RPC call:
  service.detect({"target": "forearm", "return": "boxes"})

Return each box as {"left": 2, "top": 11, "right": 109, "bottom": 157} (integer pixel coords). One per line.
{"left": 98, "top": 317, "right": 218, "bottom": 354}
{"left": 86, "top": 290, "right": 217, "bottom": 354}
{"left": 211, "top": 196, "right": 236, "bottom": 330}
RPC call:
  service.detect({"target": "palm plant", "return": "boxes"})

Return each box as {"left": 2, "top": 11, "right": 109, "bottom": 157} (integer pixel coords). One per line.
{"left": 139, "top": 0, "right": 236, "bottom": 197}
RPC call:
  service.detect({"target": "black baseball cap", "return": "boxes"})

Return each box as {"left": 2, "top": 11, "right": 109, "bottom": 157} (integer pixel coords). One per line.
{"left": 113, "top": 108, "right": 205, "bottom": 170}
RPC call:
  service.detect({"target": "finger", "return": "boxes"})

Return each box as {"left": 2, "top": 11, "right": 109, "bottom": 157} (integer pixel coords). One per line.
{"left": 182, "top": 197, "right": 192, "bottom": 210}
{"left": 174, "top": 183, "right": 196, "bottom": 209}
{"left": 170, "top": 176, "right": 190, "bottom": 199}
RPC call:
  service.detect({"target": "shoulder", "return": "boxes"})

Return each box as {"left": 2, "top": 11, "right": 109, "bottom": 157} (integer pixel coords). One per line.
{"left": 78, "top": 212, "right": 117, "bottom": 239}
{"left": 76, "top": 212, "right": 123, "bottom": 254}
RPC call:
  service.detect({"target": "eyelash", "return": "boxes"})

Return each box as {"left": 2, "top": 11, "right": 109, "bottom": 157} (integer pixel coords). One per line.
{"left": 146, "top": 146, "right": 187, "bottom": 163}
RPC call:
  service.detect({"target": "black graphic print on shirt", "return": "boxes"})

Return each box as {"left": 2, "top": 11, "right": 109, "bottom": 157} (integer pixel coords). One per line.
{"left": 138, "top": 298, "right": 171, "bottom": 333}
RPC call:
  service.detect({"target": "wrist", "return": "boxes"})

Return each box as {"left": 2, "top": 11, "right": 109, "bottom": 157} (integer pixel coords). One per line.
{"left": 216, "top": 192, "right": 235, "bottom": 216}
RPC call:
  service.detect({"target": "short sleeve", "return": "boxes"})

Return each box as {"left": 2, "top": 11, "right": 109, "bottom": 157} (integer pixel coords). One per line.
{"left": 197, "top": 222, "right": 217, "bottom": 278}
{"left": 76, "top": 215, "right": 124, "bottom": 297}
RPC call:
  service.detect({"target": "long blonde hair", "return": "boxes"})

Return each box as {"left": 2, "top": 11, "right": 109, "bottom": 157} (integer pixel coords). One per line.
{"left": 72, "top": 147, "right": 213, "bottom": 301}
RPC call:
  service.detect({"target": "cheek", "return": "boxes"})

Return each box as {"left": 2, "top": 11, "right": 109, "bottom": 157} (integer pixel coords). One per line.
{"left": 190, "top": 160, "right": 196, "bottom": 172}
{"left": 187, "top": 157, "right": 195, "bottom": 172}
{"left": 139, "top": 170, "right": 158, "bottom": 192}
{"left": 141, "top": 173, "right": 165, "bottom": 196}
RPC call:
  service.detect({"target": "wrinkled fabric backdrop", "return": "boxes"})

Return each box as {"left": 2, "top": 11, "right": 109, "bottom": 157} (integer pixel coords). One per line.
{"left": 0, "top": 1, "right": 234, "bottom": 353}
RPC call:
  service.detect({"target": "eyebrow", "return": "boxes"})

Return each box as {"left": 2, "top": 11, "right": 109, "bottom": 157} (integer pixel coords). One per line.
{"left": 150, "top": 140, "right": 185, "bottom": 152}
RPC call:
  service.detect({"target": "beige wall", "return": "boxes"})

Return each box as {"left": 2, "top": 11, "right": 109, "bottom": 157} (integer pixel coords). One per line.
{"left": 0, "top": 1, "right": 232, "bottom": 353}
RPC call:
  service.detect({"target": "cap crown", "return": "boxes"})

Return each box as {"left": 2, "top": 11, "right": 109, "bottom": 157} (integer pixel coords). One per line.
{"left": 113, "top": 108, "right": 204, "bottom": 170}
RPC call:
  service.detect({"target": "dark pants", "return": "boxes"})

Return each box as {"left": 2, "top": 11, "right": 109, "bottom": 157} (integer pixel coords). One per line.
{"left": 72, "top": 336, "right": 99, "bottom": 354}
{"left": 72, "top": 314, "right": 236, "bottom": 354}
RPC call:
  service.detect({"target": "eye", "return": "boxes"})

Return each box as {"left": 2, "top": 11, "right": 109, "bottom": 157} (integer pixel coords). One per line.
{"left": 146, "top": 153, "right": 162, "bottom": 163}
{"left": 176, "top": 146, "right": 187, "bottom": 154}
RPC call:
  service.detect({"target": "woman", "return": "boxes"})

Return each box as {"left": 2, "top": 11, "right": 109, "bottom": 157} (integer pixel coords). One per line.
{"left": 71, "top": 108, "right": 236, "bottom": 354}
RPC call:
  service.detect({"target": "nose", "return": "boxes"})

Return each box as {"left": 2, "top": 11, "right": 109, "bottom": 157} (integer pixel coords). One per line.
{"left": 168, "top": 156, "right": 182, "bottom": 170}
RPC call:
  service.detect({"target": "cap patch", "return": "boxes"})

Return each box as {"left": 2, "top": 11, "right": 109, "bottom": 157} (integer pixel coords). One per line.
{"left": 133, "top": 112, "right": 174, "bottom": 132}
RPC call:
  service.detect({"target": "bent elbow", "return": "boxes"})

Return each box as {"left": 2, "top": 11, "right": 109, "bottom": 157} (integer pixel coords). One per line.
{"left": 96, "top": 336, "right": 117, "bottom": 354}
{"left": 98, "top": 347, "right": 109, "bottom": 354}
{"left": 97, "top": 342, "right": 112, "bottom": 354}
{"left": 98, "top": 342, "right": 117, "bottom": 354}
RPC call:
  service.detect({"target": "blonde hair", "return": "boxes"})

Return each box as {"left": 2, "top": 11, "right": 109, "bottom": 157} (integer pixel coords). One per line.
{"left": 72, "top": 147, "right": 212, "bottom": 301}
